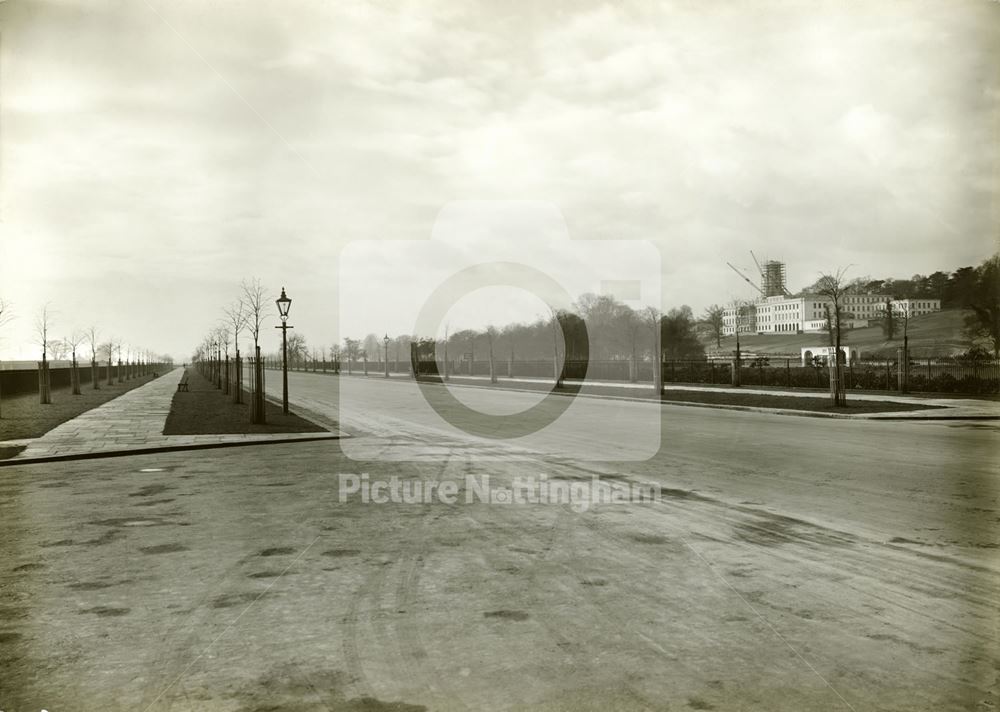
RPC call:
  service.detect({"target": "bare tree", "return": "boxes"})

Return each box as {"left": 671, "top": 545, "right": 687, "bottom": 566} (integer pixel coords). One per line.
{"left": 343, "top": 337, "right": 360, "bottom": 375}
{"left": 241, "top": 278, "right": 270, "bottom": 352}
{"left": 223, "top": 301, "right": 248, "bottom": 402}
{"left": 86, "top": 326, "right": 101, "bottom": 389}
{"left": 881, "top": 298, "right": 896, "bottom": 339}
{"left": 35, "top": 304, "right": 53, "bottom": 361}
{"left": 641, "top": 306, "right": 662, "bottom": 394}
{"left": 46, "top": 340, "right": 69, "bottom": 360}
{"left": 501, "top": 323, "right": 518, "bottom": 379}
{"left": 815, "top": 268, "right": 853, "bottom": 406}
{"left": 34, "top": 304, "right": 54, "bottom": 403}
{"left": 486, "top": 325, "right": 498, "bottom": 383}
{"left": 889, "top": 301, "right": 912, "bottom": 392}
{"left": 113, "top": 337, "right": 124, "bottom": 383}
{"left": 549, "top": 308, "right": 564, "bottom": 387}
{"left": 443, "top": 324, "right": 450, "bottom": 380}
{"left": 224, "top": 301, "right": 248, "bottom": 355}
{"left": 619, "top": 306, "right": 643, "bottom": 383}
{"left": 701, "top": 304, "right": 726, "bottom": 349}
{"left": 217, "top": 325, "right": 232, "bottom": 393}
{"left": 962, "top": 254, "right": 1000, "bottom": 359}
{"left": 287, "top": 332, "right": 307, "bottom": 367}
{"left": 66, "top": 330, "right": 86, "bottom": 395}
{"left": 729, "top": 299, "right": 756, "bottom": 387}
{"left": 101, "top": 340, "right": 116, "bottom": 385}
{"left": 241, "top": 278, "right": 270, "bottom": 423}
{"left": 363, "top": 333, "right": 381, "bottom": 364}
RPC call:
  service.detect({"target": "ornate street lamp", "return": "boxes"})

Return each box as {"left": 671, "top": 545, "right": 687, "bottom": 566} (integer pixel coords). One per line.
{"left": 275, "top": 287, "right": 293, "bottom": 414}
{"left": 384, "top": 334, "right": 390, "bottom": 378}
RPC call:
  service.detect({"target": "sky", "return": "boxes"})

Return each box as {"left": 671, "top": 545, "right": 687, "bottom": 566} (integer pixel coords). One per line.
{"left": 1, "top": 0, "right": 998, "bottom": 360}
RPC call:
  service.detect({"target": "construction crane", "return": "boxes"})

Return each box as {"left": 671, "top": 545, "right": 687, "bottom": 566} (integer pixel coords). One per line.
{"left": 726, "top": 262, "right": 765, "bottom": 296}
{"left": 750, "top": 250, "right": 765, "bottom": 278}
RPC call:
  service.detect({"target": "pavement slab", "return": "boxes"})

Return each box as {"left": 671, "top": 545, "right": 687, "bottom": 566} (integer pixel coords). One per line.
{"left": 5, "top": 368, "right": 341, "bottom": 464}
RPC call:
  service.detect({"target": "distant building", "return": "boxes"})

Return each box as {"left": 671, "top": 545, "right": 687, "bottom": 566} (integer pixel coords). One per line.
{"left": 721, "top": 303, "right": 757, "bottom": 335}
{"left": 721, "top": 284, "right": 941, "bottom": 337}
{"left": 889, "top": 298, "right": 941, "bottom": 318}
{"left": 800, "top": 345, "right": 860, "bottom": 366}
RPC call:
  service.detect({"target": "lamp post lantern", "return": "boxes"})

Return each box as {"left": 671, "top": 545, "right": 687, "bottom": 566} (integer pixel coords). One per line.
{"left": 384, "top": 334, "right": 390, "bottom": 378}
{"left": 275, "top": 287, "right": 293, "bottom": 414}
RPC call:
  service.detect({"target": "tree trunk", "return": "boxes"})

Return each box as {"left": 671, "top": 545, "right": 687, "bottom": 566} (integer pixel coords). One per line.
{"left": 653, "top": 323, "right": 663, "bottom": 394}
{"left": 254, "top": 346, "right": 266, "bottom": 424}
{"left": 832, "top": 305, "right": 847, "bottom": 406}
{"left": 732, "top": 332, "right": 742, "bottom": 387}
{"left": 39, "top": 359, "right": 52, "bottom": 404}
{"left": 71, "top": 357, "right": 81, "bottom": 395}
{"left": 233, "top": 351, "right": 242, "bottom": 404}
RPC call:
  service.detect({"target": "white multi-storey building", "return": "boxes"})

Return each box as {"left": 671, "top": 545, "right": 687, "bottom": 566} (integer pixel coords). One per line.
{"left": 888, "top": 298, "right": 941, "bottom": 318}
{"left": 756, "top": 296, "right": 823, "bottom": 334}
{"left": 721, "top": 303, "right": 756, "bottom": 335}
{"left": 722, "top": 293, "right": 940, "bottom": 336}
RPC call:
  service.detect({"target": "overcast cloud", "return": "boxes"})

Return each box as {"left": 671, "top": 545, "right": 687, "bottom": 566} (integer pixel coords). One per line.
{"left": 1, "top": 0, "right": 997, "bottom": 359}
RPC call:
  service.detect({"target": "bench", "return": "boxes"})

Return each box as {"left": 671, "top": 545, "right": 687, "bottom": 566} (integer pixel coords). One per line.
{"left": 177, "top": 373, "right": 190, "bottom": 392}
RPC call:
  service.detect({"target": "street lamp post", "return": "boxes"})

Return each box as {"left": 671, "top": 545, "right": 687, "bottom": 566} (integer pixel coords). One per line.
{"left": 384, "top": 334, "right": 390, "bottom": 378}
{"left": 275, "top": 287, "right": 292, "bottom": 415}
{"left": 733, "top": 308, "right": 743, "bottom": 388}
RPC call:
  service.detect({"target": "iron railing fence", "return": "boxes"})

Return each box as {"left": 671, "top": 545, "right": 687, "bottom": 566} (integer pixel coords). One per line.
{"left": 261, "top": 356, "right": 1000, "bottom": 396}
{"left": 0, "top": 362, "right": 173, "bottom": 398}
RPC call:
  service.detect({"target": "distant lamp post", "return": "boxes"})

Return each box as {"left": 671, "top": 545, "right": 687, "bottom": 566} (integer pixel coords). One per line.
{"left": 384, "top": 334, "right": 390, "bottom": 378}
{"left": 275, "top": 287, "right": 293, "bottom": 414}
{"left": 733, "top": 307, "right": 744, "bottom": 388}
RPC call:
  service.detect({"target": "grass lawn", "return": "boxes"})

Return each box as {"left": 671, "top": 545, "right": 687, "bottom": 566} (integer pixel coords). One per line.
{"left": 0, "top": 373, "right": 167, "bottom": 441}
{"left": 705, "top": 308, "right": 977, "bottom": 359}
{"left": 163, "top": 368, "right": 326, "bottom": 435}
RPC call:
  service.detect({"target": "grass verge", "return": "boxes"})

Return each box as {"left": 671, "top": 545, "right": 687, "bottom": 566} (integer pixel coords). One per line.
{"left": 0, "top": 372, "right": 170, "bottom": 441}
{"left": 417, "top": 376, "right": 944, "bottom": 414}
{"left": 164, "top": 368, "right": 326, "bottom": 435}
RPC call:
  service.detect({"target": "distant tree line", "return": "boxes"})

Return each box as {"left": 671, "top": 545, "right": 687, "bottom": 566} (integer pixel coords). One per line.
{"left": 255, "top": 255, "right": 999, "bottom": 368}
{"left": 279, "top": 294, "right": 708, "bottom": 370}
{"left": 796, "top": 260, "right": 993, "bottom": 308}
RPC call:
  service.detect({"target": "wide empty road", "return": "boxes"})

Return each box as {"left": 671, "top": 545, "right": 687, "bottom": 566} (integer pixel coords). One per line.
{"left": 1, "top": 371, "right": 997, "bottom": 711}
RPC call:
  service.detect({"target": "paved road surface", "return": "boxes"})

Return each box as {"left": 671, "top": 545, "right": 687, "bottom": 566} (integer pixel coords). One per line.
{"left": 0, "top": 371, "right": 997, "bottom": 711}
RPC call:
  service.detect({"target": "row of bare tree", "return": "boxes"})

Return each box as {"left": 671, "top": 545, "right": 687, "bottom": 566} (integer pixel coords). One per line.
{"left": 0, "top": 299, "right": 171, "bottom": 410}
{"left": 272, "top": 297, "right": 706, "bottom": 373}
{"left": 192, "top": 278, "right": 271, "bottom": 423}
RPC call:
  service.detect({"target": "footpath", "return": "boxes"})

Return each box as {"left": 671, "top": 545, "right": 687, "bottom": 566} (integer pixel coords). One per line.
{"left": 0, "top": 368, "right": 340, "bottom": 466}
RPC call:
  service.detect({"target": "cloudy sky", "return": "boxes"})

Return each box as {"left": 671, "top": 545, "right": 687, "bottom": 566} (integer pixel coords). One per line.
{"left": 1, "top": 0, "right": 997, "bottom": 359}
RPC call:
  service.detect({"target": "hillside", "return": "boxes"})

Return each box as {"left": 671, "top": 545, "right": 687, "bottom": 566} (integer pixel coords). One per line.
{"left": 705, "top": 308, "right": 978, "bottom": 359}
